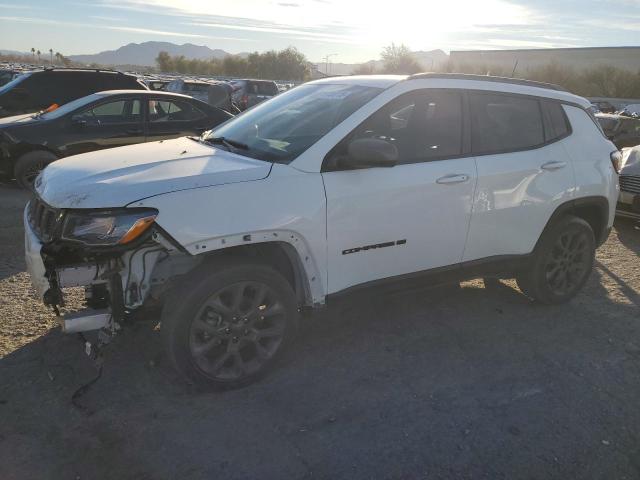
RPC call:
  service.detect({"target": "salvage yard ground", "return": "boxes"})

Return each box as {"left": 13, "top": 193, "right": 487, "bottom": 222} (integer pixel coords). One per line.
{"left": 1, "top": 183, "right": 639, "bottom": 480}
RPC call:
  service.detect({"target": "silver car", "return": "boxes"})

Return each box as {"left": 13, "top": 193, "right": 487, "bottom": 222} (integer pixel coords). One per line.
{"left": 618, "top": 146, "right": 640, "bottom": 219}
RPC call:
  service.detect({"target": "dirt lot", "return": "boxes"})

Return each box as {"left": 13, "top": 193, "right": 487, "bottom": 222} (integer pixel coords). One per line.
{"left": 1, "top": 183, "right": 639, "bottom": 480}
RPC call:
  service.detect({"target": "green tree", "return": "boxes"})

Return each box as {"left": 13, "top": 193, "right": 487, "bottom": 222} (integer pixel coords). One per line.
{"left": 381, "top": 43, "right": 422, "bottom": 74}
{"left": 155, "top": 51, "right": 173, "bottom": 72}
{"left": 30, "top": 47, "right": 35, "bottom": 62}
{"left": 222, "top": 55, "right": 249, "bottom": 77}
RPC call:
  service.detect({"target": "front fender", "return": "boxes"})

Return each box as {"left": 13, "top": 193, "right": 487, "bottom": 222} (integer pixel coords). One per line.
{"left": 131, "top": 164, "right": 328, "bottom": 304}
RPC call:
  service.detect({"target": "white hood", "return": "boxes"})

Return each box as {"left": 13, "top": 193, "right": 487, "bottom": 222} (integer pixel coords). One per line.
{"left": 36, "top": 137, "right": 272, "bottom": 209}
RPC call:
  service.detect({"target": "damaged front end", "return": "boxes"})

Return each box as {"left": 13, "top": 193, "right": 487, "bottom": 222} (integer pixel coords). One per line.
{"left": 24, "top": 195, "right": 198, "bottom": 342}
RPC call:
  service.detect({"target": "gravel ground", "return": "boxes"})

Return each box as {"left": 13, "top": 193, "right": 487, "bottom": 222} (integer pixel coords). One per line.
{"left": 1, "top": 183, "right": 639, "bottom": 480}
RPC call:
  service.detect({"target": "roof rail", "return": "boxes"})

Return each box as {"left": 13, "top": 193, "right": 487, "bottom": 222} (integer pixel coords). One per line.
{"left": 40, "top": 66, "right": 124, "bottom": 74}
{"left": 407, "top": 73, "right": 567, "bottom": 92}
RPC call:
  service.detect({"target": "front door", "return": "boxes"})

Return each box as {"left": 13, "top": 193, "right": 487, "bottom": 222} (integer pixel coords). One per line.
{"left": 322, "top": 89, "right": 477, "bottom": 294}
{"left": 64, "top": 97, "right": 144, "bottom": 156}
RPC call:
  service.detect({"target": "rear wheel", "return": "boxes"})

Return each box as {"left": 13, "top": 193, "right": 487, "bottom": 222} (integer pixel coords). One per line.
{"left": 14, "top": 151, "right": 57, "bottom": 190}
{"left": 517, "top": 215, "right": 595, "bottom": 304}
{"left": 161, "top": 260, "right": 298, "bottom": 389}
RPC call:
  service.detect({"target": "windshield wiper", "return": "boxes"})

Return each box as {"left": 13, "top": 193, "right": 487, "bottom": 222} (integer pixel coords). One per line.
{"left": 205, "top": 136, "right": 249, "bottom": 151}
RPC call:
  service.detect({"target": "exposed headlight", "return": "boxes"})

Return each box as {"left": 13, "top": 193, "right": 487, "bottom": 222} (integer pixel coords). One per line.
{"left": 61, "top": 209, "right": 158, "bottom": 246}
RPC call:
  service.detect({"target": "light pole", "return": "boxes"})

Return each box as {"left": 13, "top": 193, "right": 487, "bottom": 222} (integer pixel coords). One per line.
{"left": 322, "top": 53, "right": 338, "bottom": 75}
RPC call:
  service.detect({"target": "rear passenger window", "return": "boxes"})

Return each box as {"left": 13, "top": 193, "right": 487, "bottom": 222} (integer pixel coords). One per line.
{"left": 543, "top": 101, "right": 570, "bottom": 139}
{"left": 470, "top": 92, "right": 544, "bottom": 154}
{"left": 149, "top": 100, "right": 205, "bottom": 122}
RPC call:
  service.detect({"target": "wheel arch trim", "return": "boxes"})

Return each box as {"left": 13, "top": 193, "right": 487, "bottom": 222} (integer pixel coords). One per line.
{"left": 186, "top": 230, "right": 325, "bottom": 306}
{"left": 537, "top": 195, "right": 610, "bottom": 249}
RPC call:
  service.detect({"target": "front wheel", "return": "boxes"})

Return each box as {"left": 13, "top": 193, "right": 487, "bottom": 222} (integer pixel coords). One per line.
{"left": 517, "top": 215, "right": 595, "bottom": 304}
{"left": 14, "top": 151, "right": 58, "bottom": 190}
{"left": 161, "top": 260, "right": 298, "bottom": 389}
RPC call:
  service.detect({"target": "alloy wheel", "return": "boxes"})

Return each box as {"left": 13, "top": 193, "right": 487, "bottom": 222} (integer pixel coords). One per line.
{"left": 188, "top": 281, "right": 287, "bottom": 381}
{"left": 543, "top": 229, "right": 591, "bottom": 296}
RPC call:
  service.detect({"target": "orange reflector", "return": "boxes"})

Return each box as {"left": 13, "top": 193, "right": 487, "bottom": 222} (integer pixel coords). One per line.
{"left": 44, "top": 103, "right": 59, "bottom": 113}
{"left": 118, "top": 216, "right": 156, "bottom": 244}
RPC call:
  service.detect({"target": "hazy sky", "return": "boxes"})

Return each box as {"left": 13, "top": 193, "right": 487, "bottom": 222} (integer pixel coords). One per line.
{"left": 1, "top": 0, "right": 639, "bottom": 63}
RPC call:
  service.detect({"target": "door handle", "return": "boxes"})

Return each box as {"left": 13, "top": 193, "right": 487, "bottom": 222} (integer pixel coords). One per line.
{"left": 436, "top": 174, "right": 470, "bottom": 185}
{"left": 541, "top": 161, "right": 567, "bottom": 171}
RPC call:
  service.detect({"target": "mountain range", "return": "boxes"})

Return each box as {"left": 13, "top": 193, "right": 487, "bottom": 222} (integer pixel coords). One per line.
{"left": 40, "top": 42, "right": 449, "bottom": 73}
{"left": 69, "top": 41, "right": 232, "bottom": 67}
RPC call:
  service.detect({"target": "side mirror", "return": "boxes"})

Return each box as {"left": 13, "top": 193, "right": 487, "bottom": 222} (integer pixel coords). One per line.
{"left": 345, "top": 138, "right": 398, "bottom": 168}
{"left": 71, "top": 115, "right": 88, "bottom": 127}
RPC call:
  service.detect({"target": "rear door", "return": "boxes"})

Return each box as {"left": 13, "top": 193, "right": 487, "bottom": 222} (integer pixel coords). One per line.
{"left": 462, "top": 92, "right": 575, "bottom": 261}
{"left": 63, "top": 96, "right": 144, "bottom": 156}
{"left": 146, "top": 98, "right": 210, "bottom": 140}
{"left": 322, "top": 88, "right": 477, "bottom": 293}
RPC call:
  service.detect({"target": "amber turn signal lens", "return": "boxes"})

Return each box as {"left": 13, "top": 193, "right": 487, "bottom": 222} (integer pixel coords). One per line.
{"left": 44, "top": 103, "right": 59, "bottom": 113}
{"left": 118, "top": 216, "right": 156, "bottom": 244}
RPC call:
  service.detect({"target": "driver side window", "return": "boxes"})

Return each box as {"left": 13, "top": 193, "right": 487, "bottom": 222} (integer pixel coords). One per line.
{"left": 325, "top": 89, "right": 464, "bottom": 170}
{"left": 76, "top": 99, "right": 141, "bottom": 125}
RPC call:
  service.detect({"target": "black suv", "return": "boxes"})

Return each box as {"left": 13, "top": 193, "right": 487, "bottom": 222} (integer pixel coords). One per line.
{"left": 0, "top": 68, "right": 147, "bottom": 118}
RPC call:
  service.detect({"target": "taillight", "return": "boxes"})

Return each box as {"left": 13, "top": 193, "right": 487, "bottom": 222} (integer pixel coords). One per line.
{"left": 610, "top": 150, "right": 623, "bottom": 174}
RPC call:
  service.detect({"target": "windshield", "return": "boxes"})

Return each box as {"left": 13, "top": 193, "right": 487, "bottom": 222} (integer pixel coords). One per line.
{"left": 0, "top": 72, "right": 30, "bottom": 95}
{"left": 205, "top": 83, "right": 383, "bottom": 164}
{"left": 39, "top": 93, "right": 106, "bottom": 119}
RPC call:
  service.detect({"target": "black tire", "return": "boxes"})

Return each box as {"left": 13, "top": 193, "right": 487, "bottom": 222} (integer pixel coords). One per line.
{"left": 14, "top": 151, "right": 57, "bottom": 190}
{"left": 516, "top": 215, "right": 595, "bottom": 304}
{"left": 161, "top": 259, "right": 299, "bottom": 390}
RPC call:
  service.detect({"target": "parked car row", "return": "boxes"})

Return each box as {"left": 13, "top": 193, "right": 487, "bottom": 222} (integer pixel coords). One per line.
{"left": 0, "top": 90, "right": 232, "bottom": 188}
{"left": 0, "top": 67, "right": 290, "bottom": 187}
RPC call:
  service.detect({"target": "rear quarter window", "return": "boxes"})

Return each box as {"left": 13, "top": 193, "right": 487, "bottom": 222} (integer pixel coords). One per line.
{"left": 249, "top": 81, "right": 278, "bottom": 95}
{"left": 542, "top": 100, "right": 571, "bottom": 140}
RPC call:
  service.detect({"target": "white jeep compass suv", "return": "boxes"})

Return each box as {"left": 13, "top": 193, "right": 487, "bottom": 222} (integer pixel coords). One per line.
{"left": 25, "top": 74, "right": 620, "bottom": 388}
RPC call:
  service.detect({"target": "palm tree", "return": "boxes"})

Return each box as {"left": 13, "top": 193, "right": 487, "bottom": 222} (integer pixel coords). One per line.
{"left": 55, "top": 52, "right": 62, "bottom": 65}
{"left": 36, "top": 50, "right": 41, "bottom": 63}
{"left": 30, "top": 47, "right": 35, "bottom": 62}
{"left": 49, "top": 48, "right": 53, "bottom": 64}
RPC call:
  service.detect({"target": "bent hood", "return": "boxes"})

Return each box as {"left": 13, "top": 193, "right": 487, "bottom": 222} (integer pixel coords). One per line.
{"left": 36, "top": 137, "right": 272, "bottom": 209}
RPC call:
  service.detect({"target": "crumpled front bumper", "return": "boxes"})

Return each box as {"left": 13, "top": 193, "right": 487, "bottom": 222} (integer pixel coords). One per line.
{"left": 24, "top": 205, "right": 50, "bottom": 301}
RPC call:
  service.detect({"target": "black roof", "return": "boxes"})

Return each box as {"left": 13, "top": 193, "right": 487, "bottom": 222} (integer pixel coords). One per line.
{"left": 39, "top": 67, "right": 134, "bottom": 75}
{"left": 407, "top": 73, "right": 567, "bottom": 92}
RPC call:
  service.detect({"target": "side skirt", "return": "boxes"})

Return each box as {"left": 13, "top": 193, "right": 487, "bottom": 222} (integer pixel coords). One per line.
{"left": 325, "top": 254, "right": 532, "bottom": 304}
